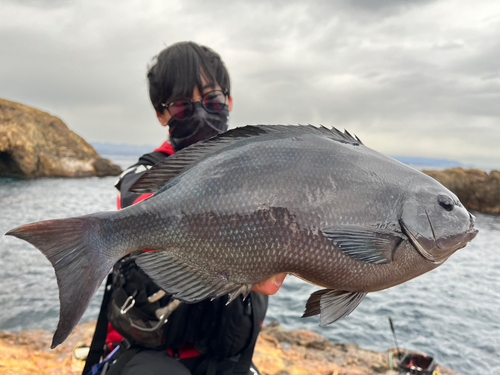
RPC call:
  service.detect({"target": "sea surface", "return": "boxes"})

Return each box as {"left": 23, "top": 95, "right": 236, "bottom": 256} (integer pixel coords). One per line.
{"left": 0, "top": 154, "right": 498, "bottom": 375}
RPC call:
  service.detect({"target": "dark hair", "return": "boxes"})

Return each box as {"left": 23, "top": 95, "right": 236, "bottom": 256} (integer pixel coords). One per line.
{"left": 147, "top": 42, "right": 231, "bottom": 112}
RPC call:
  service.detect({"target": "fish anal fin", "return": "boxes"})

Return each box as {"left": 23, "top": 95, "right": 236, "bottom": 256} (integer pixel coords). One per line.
{"left": 302, "top": 289, "right": 367, "bottom": 326}
{"left": 321, "top": 225, "right": 406, "bottom": 264}
{"left": 136, "top": 251, "right": 252, "bottom": 304}
{"left": 302, "top": 289, "right": 328, "bottom": 318}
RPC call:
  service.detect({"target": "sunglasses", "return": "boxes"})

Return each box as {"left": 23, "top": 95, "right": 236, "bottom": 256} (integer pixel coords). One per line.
{"left": 161, "top": 90, "right": 228, "bottom": 121}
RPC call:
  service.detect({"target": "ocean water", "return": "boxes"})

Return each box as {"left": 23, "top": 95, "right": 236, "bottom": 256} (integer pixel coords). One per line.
{"left": 0, "top": 155, "right": 498, "bottom": 375}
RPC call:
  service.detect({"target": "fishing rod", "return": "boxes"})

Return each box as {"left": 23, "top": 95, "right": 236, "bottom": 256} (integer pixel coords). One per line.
{"left": 388, "top": 317, "right": 441, "bottom": 375}
{"left": 388, "top": 317, "right": 402, "bottom": 360}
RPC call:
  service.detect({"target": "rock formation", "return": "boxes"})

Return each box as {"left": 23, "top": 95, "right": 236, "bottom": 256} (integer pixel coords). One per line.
{"left": 0, "top": 98, "right": 122, "bottom": 178}
{"left": 423, "top": 168, "right": 500, "bottom": 215}
{"left": 0, "top": 320, "right": 459, "bottom": 375}
{"left": 255, "top": 322, "right": 458, "bottom": 375}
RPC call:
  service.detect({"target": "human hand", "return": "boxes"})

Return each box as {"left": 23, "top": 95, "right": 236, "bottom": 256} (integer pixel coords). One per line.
{"left": 252, "top": 273, "right": 287, "bottom": 295}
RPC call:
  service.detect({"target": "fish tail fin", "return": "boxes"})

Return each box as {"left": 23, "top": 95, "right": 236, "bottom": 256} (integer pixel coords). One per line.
{"left": 6, "top": 213, "right": 115, "bottom": 348}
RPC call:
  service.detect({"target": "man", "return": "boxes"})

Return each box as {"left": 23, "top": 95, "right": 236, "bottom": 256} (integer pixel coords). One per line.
{"left": 84, "top": 42, "right": 286, "bottom": 375}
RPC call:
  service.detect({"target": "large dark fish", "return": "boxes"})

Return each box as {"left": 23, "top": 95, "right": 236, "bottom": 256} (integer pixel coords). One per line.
{"left": 6, "top": 125, "right": 478, "bottom": 348}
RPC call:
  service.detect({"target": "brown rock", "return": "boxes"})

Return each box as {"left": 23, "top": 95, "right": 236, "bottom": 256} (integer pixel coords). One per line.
{"left": 0, "top": 320, "right": 96, "bottom": 375}
{"left": 423, "top": 167, "right": 500, "bottom": 214}
{"left": 0, "top": 98, "right": 122, "bottom": 178}
{"left": 257, "top": 323, "right": 460, "bottom": 375}
{"left": 0, "top": 321, "right": 460, "bottom": 375}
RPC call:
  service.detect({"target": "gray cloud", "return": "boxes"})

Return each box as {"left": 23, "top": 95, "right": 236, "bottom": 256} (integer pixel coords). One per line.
{"left": 0, "top": 0, "right": 499, "bottom": 168}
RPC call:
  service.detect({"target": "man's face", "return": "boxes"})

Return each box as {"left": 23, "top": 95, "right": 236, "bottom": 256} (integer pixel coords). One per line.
{"left": 156, "top": 77, "right": 232, "bottom": 127}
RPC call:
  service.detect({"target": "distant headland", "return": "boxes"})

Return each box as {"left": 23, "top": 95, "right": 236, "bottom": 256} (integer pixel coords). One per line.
{"left": 0, "top": 98, "right": 122, "bottom": 178}
{"left": 423, "top": 168, "right": 500, "bottom": 215}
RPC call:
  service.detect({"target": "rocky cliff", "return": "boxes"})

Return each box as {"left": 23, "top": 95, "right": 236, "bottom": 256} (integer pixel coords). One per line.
{"left": 423, "top": 168, "right": 500, "bottom": 215}
{"left": 0, "top": 320, "right": 458, "bottom": 375}
{"left": 0, "top": 98, "right": 122, "bottom": 178}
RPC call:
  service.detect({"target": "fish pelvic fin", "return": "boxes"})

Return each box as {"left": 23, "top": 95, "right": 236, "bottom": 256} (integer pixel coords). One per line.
{"left": 321, "top": 225, "right": 406, "bottom": 264}
{"left": 6, "top": 214, "right": 115, "bottom": 348}
{"left": 136, "top": 250, "right": 253, "bottom": 304}
{"left": 302, "top": 289, "right": 367, "bottom": 326}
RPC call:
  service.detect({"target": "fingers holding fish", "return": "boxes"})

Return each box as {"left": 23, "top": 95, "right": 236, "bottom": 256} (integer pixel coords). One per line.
{"left": 252, "top": 273, "right": 288, "bottom": 295}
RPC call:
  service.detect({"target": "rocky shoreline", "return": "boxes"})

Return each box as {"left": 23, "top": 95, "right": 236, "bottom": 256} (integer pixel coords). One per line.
{"left": 0, "top": 320, "right": 459, "bottom": 375}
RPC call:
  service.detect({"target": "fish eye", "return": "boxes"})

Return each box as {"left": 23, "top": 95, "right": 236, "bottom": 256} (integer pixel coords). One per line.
{"left": 437, "top": 194, "right": 454, "bottom": 212}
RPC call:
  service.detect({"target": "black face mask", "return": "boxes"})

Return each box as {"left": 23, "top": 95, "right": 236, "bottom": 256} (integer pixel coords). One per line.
{"left": 168, "top": 102, "right": 229, "bottom": 152}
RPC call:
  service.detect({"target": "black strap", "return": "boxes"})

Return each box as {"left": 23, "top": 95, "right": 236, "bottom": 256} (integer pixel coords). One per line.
{"left": 206, "top": 358, "right": 218, "bottom": 375}
{"left": 233, "top": 296, "right": 261, "bottom": 374}
{"left": 82, "top": 274, "right": 113, "bottom": 375}
{"left": 105, "top": 346, "right": 142, "bottom": 375}
{"left": 195, "top": 294, "right": 265, "bottom": 375}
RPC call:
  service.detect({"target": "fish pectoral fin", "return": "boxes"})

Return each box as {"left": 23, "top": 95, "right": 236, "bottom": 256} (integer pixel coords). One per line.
{"left": 136, "top": 251, "right": 251, "bottom": 304}
{"left": 321, "top": 225, "right": 406, "bottom": 264}
{"left": 302, "top": 289, "right": 367, "bottom": 326}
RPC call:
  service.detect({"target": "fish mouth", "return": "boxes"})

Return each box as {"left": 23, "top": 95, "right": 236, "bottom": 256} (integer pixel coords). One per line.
{"left": 399, "top": 214, "right": 478, "bottom": 265}
{"left": 399, "top": 219, "right": 446, "bottom": 265}
{"left": 464, "top": 212, "right": 479, "bottom": 242}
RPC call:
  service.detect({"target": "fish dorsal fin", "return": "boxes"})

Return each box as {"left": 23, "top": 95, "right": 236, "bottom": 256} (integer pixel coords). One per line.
{"left": 302, "top": 289, "right": 367, "bottom": 326}
{"left": 130, "top": 125, "right": 362, "bottom": 194}
{"left": 321, "top": 225, "right": 405, "bottom": 264}
{"left": 130, "top": 126, "right": 268, "bottom": 194}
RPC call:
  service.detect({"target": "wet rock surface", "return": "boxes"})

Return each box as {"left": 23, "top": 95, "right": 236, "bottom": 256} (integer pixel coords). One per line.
{"left": 255, "top": 322, "right": 458, "bottom": 375}
{"left": 0, "top": 321, "right": 95, "bottom": 375}
{"left": 0, "top": 98, "right": 121, "bottom": 178}
{"left": 0, "top": 320, "right": 459, "bottom": 375}
{"left": 423, "top": 168, "right": 500, "bottom": 215}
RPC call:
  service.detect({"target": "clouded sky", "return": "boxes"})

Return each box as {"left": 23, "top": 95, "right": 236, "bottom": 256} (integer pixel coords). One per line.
{"left": 1, "top": 0, "right": 499, "bottom": 168}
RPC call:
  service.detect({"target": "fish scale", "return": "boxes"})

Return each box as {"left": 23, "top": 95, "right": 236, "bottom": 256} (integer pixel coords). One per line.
{"left": 5, "top": 125, "right": 477, "bottom": 348}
